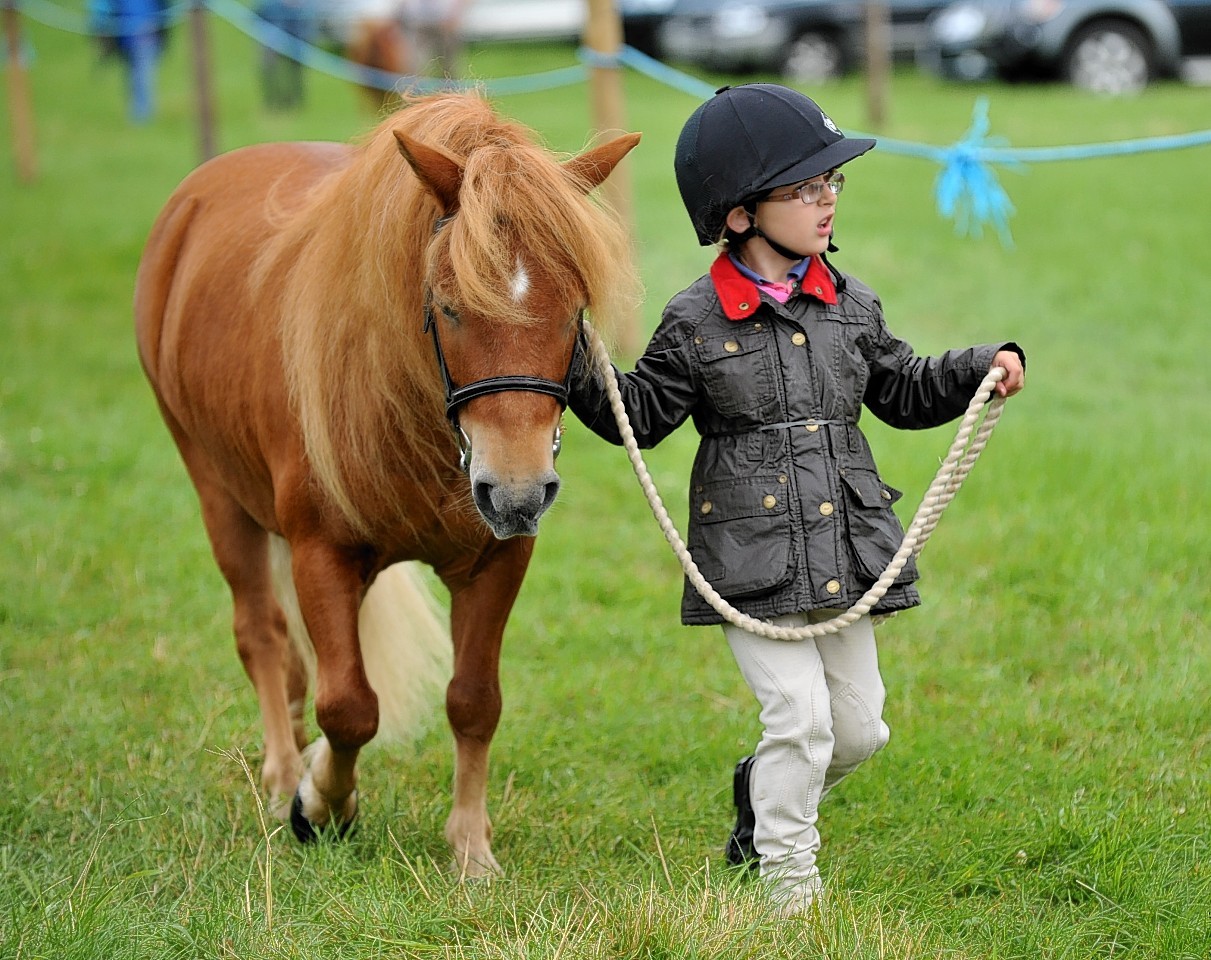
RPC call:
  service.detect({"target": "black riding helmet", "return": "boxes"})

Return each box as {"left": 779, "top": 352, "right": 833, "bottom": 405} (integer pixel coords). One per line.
{"left": 675, "top": 84, "right": 877, "bottom": 246}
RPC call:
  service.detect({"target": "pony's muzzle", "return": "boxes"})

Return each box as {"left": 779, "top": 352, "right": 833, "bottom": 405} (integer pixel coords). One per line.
{"left": 472, "top": 469, "right": 561, "bottom": 539}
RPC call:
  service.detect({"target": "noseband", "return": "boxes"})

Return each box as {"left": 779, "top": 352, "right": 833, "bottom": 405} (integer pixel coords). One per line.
{"left": 423, "top": 214, "right": 580, "bottom": 473}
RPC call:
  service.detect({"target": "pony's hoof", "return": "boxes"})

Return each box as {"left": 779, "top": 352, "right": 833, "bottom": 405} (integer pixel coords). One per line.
{"left": 289, "top": 790, "right": 358, "bottom": 843}
{"left": 449, "top": 848, "right": 503, "bottom": 879}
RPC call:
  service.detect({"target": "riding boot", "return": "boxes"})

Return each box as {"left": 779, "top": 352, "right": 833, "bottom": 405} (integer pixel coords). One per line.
{"left": 725, "top": 755, "right": 759, "bottom": 869}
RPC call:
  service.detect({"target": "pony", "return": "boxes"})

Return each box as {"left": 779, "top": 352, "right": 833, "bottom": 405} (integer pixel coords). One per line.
{"left": 134, "top": 91, "right": 640, "bottom": 875}
{"left": 314, "top": 0, "right": 415, "bottom": 110}
{"left": 343, "top": 16, "right": 412, "bottom": 109}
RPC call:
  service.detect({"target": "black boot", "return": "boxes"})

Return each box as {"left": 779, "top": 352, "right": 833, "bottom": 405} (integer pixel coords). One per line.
{"left": 725, "top": 755, "right": 759, "bottom": 869}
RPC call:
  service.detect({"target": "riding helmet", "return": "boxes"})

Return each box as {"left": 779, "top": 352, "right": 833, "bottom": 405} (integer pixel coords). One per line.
{"left": 674, "top": 84, "right": 877, "bottom": 246}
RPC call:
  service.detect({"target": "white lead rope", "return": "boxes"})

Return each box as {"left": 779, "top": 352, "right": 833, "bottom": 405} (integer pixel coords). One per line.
{"left": 584, "top": 320, "right": 1007, "bottom": 641}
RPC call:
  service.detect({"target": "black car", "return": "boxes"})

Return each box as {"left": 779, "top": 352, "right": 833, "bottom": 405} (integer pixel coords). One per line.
{"left": 920, "top": 0, "right": 1211, "bottom": 92}
{"left": 621, "top": 0, "right": 950, "bottom": 81}
{"left": 621, "top": 0, "right": 680, "bottom": 55}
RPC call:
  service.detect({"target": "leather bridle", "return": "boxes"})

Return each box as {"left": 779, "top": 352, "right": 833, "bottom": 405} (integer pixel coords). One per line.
{"left": 422, "top": 214, "right": 580, "bottom": 473}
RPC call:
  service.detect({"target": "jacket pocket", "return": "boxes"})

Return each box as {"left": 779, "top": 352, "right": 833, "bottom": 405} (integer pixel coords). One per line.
{"left": 815, "top": 311, "right": 871, "bottom": 403}
{"left": 693, "top": 333, "right": 776, "bottom": 417}
{"left": 839, "top": 469, "right": 919, "bottom": 585}
{"left": 689, "top": 477, "right": 795, "bottom": 599}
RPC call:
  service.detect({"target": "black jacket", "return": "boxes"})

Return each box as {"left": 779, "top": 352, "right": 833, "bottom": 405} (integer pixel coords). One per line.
{"left": 571, "top": 254, "right": 1023, "bottom": 626}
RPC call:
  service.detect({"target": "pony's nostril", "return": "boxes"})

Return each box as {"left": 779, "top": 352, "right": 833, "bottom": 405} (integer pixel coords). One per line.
{"left": 541, "top": 479, "right": 560, "bottom": 513}
{"left": 473, "top": 480, "right": 495, "bottom": 515}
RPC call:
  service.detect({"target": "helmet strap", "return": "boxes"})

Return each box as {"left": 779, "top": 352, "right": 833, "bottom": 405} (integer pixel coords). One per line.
{"left": 747, "top": 210, "right": 814, "bottom": 263}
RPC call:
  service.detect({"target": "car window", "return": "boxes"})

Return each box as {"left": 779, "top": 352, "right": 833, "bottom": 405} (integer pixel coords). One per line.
{"left": 1165, "top": 0, "right": 1211, "bottom": 55}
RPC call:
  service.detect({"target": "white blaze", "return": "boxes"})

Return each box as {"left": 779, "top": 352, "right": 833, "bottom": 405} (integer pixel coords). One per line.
{"left": 510, "top": 259, "right": 530, "bottom": 303}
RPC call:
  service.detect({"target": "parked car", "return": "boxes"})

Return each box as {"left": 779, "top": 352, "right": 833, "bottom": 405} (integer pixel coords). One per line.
{"left": 621, "top": 0, "right": 680, "bottom": 55}
{"left": 620, "top": 0, "right": 950, "bottom": 81}
{"left": 919, "top": 0, "right": 1211, "bottom": 93}
{"left": 461, "top": 0, "right": 585, "bottom": 42}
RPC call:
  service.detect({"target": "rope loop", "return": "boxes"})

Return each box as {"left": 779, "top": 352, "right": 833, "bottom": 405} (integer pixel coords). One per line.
{"left": 584, "top": 321, "right": 1006, "bottom": 641}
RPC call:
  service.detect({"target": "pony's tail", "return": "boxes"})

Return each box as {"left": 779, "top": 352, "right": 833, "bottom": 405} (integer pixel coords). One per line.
{"left": 269, "top": 536, "right": 451, "bottom": 742}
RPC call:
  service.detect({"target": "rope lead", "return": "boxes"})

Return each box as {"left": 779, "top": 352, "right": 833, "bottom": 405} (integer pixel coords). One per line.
{"left": 585, "top": 320, "right": 1007, "bottom": 641}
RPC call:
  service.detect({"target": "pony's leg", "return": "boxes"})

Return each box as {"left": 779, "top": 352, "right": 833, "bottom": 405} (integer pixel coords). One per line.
{"left": 286, "top": 649, "right": 309, "bottom": 752}
{"left": 267, "top": 537, "right": 313, "bottom": 753}
{"left": 287, "top": 539, "right": 377, "bottom": 839}
{"left": 442, "top": 538, "right": 534, "bottom": 878}
{"left": 188, "top": 473, "right": 304, "bottom": 816}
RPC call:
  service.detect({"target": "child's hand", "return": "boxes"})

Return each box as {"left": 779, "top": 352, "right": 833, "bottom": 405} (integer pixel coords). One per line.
{"left": 991, "top": 350, "right": 1025, "bottom": 398}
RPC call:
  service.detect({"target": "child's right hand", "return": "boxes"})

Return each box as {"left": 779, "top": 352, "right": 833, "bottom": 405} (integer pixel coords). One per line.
{"left": 992, "top": 350, "right": 1025, "bottom": 398}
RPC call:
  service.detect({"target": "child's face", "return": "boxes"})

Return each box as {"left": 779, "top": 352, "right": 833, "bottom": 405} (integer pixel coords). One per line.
{"left": 750, "top": 170, "right": 841, "bottom": 259}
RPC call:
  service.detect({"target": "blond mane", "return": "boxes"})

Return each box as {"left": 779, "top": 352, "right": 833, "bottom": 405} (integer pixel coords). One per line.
{"left": 259, "top": 92, "right": 639, "bottom": 537}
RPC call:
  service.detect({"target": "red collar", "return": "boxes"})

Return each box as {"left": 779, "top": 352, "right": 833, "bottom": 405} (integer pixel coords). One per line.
{"left": 709, "top": 253, "right": 838, "bottom": 321}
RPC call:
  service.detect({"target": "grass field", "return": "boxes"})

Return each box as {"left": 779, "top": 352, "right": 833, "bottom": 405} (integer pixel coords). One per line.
{"left": 3, "top": 8, "right": 1211, "bottom": 958}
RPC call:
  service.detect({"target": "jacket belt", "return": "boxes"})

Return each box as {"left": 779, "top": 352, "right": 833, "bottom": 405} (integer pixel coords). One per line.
{"left": 702, "top": 418, "right": 855, "bottom": 437}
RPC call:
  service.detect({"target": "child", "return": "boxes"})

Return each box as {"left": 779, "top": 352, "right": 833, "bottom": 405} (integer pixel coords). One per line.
{"left": 568, "top": 83, "right": 1025, "bottom": 916}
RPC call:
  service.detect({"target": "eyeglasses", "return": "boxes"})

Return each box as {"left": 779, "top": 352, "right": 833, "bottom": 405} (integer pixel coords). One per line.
{"left": 760, "top": 171, "right": 846, "bottom": 205}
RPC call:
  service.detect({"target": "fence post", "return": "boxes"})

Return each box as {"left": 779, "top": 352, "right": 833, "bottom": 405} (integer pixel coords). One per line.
{"left": 190, "top": 0, "right": 217, "bottom": 162}
{"left": 3, "top": 0, "right": 38, "bottom": 182}
{"left": 584, "top": 0, "right": 639, "bottom": 355}
{"left": 864, "top": 0, "right": 890, "bottom": 129}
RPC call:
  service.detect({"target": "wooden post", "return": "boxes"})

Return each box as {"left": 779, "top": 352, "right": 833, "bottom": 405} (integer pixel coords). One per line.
{"left": 583, "top": 0, "right": 639, "bottom": 355}
{"left": 190, "top": 0, "right": 217, "bottom": 162}
{"left": 3, "top": 0, "right": 37, "bottom": 182}
{"left": 864, "top": 0, "right": 890, "bottom": 130}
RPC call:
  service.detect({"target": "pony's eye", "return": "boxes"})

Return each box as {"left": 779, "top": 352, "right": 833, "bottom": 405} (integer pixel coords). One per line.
{"left": 440, "top": 304, "right": 460, "bottom": 325}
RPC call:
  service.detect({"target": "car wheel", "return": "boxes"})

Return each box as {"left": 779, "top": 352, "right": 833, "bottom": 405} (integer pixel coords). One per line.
{"left": 783, "top": 31, "right": 844, "bottom": 82}
{"left": 1062, "top": 21, "right": 1152, "bottom": 95}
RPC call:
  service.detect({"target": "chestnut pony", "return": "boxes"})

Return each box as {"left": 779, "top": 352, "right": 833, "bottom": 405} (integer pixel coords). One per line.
{"left": 134, "top": 92, "right": 639, "bottom": 874}
{"left": 345, "top": 17, "right": 411, "bottom": 110}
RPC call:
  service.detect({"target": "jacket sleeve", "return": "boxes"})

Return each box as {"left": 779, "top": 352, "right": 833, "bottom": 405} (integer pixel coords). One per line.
{"left": 863, "top": 301, "right": 1024, "bottom": 429}
{"left": 568, "top": 320, "right": 698, "bottom": 449}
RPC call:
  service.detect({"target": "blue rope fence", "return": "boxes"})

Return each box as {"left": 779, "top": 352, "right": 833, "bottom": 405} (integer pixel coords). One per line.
{"left": 13, "top": 0, "right": 1211, "bottom": 243}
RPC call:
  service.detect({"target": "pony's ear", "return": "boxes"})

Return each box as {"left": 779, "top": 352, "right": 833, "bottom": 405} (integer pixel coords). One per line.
{"left": 564, "top": 133, "right": 642, "bottom": 193}
{"left": 394, "top": 131, "right": 464, "bottom": 210}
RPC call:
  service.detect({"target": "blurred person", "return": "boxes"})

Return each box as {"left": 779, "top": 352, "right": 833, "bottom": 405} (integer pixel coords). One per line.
{"left": 257, "top": 0, "right": 314, "bottom": 110}
{"left": 89, "top": 0, "right": 169, "bottom": 122}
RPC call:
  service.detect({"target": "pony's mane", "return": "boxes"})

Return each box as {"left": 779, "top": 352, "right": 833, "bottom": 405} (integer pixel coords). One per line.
{"left": 259, "top": 92, "right": 640, "bottom": 537}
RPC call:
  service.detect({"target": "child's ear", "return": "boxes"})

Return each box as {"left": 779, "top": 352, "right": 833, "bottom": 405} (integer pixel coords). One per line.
{"left": 724, "top": 205, "right": 753, "bottom": 234}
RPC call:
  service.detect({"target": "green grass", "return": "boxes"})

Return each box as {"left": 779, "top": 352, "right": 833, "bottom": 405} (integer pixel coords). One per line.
{"left": 3, "top": 10, "right": 1211, "bottom": 958}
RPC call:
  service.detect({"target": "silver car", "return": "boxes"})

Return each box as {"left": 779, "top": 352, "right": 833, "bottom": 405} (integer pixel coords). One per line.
{"left": 919, "top": 0, "right": 1207, "bottom": 93}
{"left": 625, "top": 0, "right": 949, "bottom": 82}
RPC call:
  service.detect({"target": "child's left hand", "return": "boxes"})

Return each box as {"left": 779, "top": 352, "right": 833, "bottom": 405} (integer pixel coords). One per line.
{"left": 991, "top": 350, "right": 1025, "bottom": 398}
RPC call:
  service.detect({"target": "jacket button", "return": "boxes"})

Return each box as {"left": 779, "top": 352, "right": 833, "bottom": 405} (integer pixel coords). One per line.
{"left": 753, "top": 322, "right": 763, "bottom": 331}
{"left": 826, "top": 579, "right": 841, "bottom": 595}
{"left": 804, "top": 423, "right": 819, "bottom": 433}
{"left": 881, "top": 489, "right": 892, "bottom": 500}
{"left": 791, "top": 332, "right": 806, "bottom": 346}
{"left": 694, "top": 336, "right": 703, "bottom": 345}
{"left": 819, "top": 501, "right": 834, "bottom": 516}
{"left": 777, "top": 474, "right": 788, "bottom": 484}
{"left": 762, "top": 494, "right": 777, "bottom": 509}
{"left": 700, "top": 501, "right": 713, "bottom": 515}
{"left": 724, "top": 340, "right": 739, "bottom": 353}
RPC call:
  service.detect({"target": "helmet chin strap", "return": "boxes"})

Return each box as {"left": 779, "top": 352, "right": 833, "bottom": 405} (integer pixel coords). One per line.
{"left": 745, "top": 209, "right": 815, "bottom": 262}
